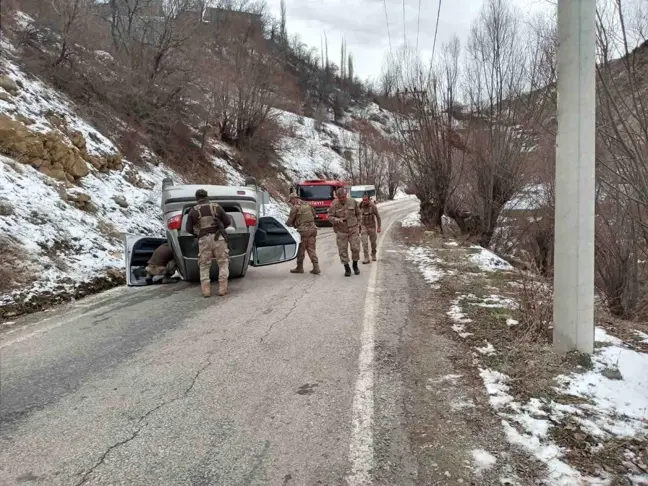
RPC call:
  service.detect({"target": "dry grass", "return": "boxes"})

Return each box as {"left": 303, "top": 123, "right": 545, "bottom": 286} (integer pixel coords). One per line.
{"left": 397, "top": 226, "right": 648, "bottom": 481}
{"left": 550, "top": 418, "right": 648, "bottom": 480}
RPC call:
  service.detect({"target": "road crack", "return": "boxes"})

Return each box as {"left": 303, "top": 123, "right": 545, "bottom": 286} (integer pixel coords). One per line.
{"left": 74, "top": 357, "right": 215, "bottom": 485}
{"left": 259, "top": 280, "right": 317, "bottom": 343}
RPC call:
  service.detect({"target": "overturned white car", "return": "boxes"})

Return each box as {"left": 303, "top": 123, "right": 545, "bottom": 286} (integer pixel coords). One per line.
{"left": 124, "top": 178, "right": 299, "bottom": 286}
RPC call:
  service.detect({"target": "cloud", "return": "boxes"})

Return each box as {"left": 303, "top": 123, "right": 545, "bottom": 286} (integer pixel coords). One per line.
{"left": 266, "top": 0, "right": 552, "bottom": 80}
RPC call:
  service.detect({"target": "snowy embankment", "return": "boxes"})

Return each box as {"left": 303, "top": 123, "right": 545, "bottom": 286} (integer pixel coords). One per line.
{"left": 275, "top": 111, "right": 348, "bottom": 180}
{"left": 401, "top": 214, "right": 648, "bottom": 484}
{"left": 1, "top": 55, "right": 349, "bottom": 319}
{"left": 0, "top": 54, "right": 186, "bottom": 317}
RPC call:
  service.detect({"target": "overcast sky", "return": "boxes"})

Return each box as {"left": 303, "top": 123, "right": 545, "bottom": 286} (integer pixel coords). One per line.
{"left": 265, "top": 0, "right": 553, "bottom": 82}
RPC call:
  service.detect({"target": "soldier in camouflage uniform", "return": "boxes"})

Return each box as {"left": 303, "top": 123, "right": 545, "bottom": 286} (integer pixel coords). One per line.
{"left": 186, "top": 189, "right": 231, "bottom": 297}
{"left": 286, "top": 192, "right": 321, "bottom": 275}
{"left": 328, "top": 187, "right": 361, "bottom": 277}
{"left": 359, "top": 192, "right": 382, "bottom": 264}
{"left": 144, "top": 242, "right": 177, "bottom": 283}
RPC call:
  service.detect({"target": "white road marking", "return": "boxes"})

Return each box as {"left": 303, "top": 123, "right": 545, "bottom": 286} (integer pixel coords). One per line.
{"left": 346, "top": 216, "right": 399, "bottom": 485}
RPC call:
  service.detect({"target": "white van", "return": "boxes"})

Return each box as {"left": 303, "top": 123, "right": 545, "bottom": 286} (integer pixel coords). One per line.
{"left": 350, "top": 185, "right": 376, "bottom": 203}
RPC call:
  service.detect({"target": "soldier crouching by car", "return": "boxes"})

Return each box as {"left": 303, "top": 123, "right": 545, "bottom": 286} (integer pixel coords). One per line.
{"left": 144, "top": 242, "right": 177, "bottom": 284}
{"left": 186, "top": 189, "right": 231, "bottom": 298}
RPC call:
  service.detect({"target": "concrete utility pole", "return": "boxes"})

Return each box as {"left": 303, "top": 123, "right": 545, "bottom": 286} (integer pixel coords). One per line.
{"left": 553, "top": 0, "right": 596, "bottom": 354}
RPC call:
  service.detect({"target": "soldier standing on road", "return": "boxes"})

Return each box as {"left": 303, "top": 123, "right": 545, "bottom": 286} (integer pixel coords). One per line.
{"left": 144, "top": 243, "right": 177, "bottom": 284}
{"left": 328, "top": 187, "right": 361, "bottom": 277}
{"left": 359, "top": 192, "right": 382, "bottom": 264}
{"left": 286, "top": 192, "right": 321, "bottom": 275}
{"left": 186, "top": 189, "right": 231, "bottom": 298}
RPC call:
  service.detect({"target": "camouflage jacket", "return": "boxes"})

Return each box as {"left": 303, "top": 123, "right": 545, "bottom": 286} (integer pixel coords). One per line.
{"left": 359, "top": 200, "right": 381, "bottom": 229}
{"left": 286, "top": 202, "right": 317, "bottom": 232}
{"left": 328, "top": 198, "right": 361, "bottom": 233}
{"left": 186, "top": 200, "right": 231, "bottom": 239}
{"left": 148, "top": 243, "right": 174, "bottom": 267}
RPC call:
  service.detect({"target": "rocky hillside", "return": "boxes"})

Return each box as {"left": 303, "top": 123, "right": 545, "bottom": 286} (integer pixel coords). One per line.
{"left": 0, "top": 13, "right": 401, "bottom": 320}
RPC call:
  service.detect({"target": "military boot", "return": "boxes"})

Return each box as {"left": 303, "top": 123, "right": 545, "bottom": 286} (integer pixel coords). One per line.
{"left": 344, "top": 264, "right": 352, "bottom": 277}
{"left": 352, "top": 261, "right": 360, "bottom": 275}
{"left": 290, "top": 262, "right": 305, "bottom": 274}
{"left": 362, "top": 255, "right": 371, "bottom": 264}
{"left": 372, "top": 253, "right": 377, "bottom": 262}
{"left": 201, "top": 281, "right": 211, "bottom": 298}
{"left": 310, "top": 263, "right": 321, "bottom": 275}
{"left": 218, "top": 280, "right": 228, "bottom": 296}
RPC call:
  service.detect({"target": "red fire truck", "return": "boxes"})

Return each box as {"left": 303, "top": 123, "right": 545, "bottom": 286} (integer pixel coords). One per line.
{"left": 295, "top": 179, "right": 349, "bottom": 224}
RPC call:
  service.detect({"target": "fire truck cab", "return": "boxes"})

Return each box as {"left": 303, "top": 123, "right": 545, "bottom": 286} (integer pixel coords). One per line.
{"left": 296, "top": 179, "right": 349, "bottom": 224}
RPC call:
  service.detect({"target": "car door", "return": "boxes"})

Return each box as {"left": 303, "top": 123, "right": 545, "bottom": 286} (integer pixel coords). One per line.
{"left": 123, "top": 235, "right": 168, "bottom": 286}
{"left": 250, "top": 216, "right": 300, "bottom": 267}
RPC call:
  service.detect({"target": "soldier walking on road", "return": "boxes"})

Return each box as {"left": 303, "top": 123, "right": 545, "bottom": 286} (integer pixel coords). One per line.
{"left": 186, "top": 189, "right": 231, "bottom": 298}
{"left": 286, "top": 192, "right": 321, "bottom": 275}
{"left": 359, "top": 192, "right": 382, "bottom": 264}
{"left": 328, "top": 187, "right": 361, "bottom": 277}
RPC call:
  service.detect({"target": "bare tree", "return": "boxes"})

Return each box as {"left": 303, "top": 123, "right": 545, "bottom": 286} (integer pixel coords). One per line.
{"left": 593, "top": 2, "right": 648, "bottom": 318}
{"left": 385, "top": 155, "right": 401, "bottom": 200}
{"left": 49, "top": 0, "right": 90, "bottom": 65}
{"left": 449, "top": 0, "right": 542, "bottom": 246}
{"left": 279, "top": 0, "right": 287, "bottom": 46}
{"left": 340, "top": 37, "right": 346, "bottom": 80}
{"left": 393, "top": 41, "right": 463, "bottom": 229}
{"left": 378, "top": 53, "right": 398, "bottom": 98}
{"left": 342, "top": 120, "right": 397, "bottom": 198}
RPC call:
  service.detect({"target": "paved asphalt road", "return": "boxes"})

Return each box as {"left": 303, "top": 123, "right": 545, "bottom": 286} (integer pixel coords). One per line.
{"left": 0, "top": 199, "right": 418, "bottom": 486}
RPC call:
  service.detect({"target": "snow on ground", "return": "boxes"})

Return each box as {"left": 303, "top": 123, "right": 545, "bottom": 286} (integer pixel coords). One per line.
{"left": 0, "top": 152, "right": 178, "bottom": 308}
{"left": 447, "top": 295, "right": 474, "bottom": 338}
{"left": 556, "top": 333, "right": 648, "bottom": 438}
{"left": 482, "top": 331, "right": 648, "bottom": 484}
{"left": 393, "top": 189, "right": 416, "bottom": 200}
{"left": 275, "top": 110, "right": 349, "bottom": 180}
{"left": 405, "top": 246, "right": 444, "bottom": 288}
{"left": 405, "top": 234, "right": 648, "bottom": 485}
{"left": 469, "top": 246, "right": 514, "bottom": 272}
{"left": 1, "top": 59, "right": 119, "bottom": 158}
{"left": 504, "top": 184, "right": 551, "bottom": 211}
{"left": 401, "top": 211, "right": 422, "bottom": 228}
{"left": 471, "top": 449, "right": 498, "bottom": 476}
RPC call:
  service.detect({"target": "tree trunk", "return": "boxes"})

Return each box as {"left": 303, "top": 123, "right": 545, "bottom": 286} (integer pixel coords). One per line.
{"left": 418, "top": 197, "right": 442, "bottom": 230}
{"left": 54, "top": 40, "right": 68, "bottom": 66}
{"left": 478, "top": 229, "right": 495, "bottom": 248}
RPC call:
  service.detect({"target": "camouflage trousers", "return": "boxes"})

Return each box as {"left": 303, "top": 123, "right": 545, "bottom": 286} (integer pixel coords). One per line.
{"left": 361, "top": 227, "right": 378, "bottom": 259}
{"left": 146, "top": 260, "right": 177, "bottom": 277}
{"left": 198, "top": 234, "right": 230, "bottom": 283}
{"left": 335, "top": 227, "right": 361, "bottom": 264}
{"left": 297, "top": 227, "right": 319, "bottom": 264}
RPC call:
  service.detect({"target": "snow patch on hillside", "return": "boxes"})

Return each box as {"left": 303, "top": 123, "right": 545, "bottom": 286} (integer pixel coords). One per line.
{"left": 276, "top": 111, "right": 350, "bottom": 181}
{"left": 0, "top": 52, "right": 296, "bottom": 316}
